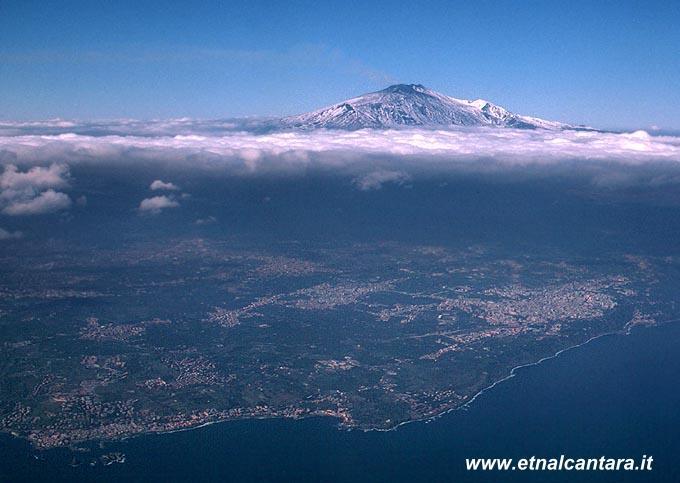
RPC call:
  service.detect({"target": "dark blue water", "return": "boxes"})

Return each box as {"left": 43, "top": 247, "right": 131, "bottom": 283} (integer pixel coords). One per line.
{"left": 2, "top": 323, "right": 680, "bottom": 483}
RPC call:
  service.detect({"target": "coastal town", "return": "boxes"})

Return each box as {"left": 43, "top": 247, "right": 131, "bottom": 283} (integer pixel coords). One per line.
{"left": 0, "top": 239, "right": 667, "bottom": 451}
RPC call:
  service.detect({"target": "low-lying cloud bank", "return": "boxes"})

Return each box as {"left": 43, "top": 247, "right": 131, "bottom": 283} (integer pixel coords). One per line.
{"left": 1, "top": 127, "right": 679, "bottom": 173}
{"left": 2, "top": 124, "right": 680, "bottom": 220}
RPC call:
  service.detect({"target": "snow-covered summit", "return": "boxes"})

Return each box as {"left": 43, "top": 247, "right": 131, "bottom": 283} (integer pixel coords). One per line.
{"left": 281, "top": 84, "right": 577, "bottom": 130}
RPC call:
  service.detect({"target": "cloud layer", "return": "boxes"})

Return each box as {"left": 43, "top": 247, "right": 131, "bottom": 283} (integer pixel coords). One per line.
{"left": 1, "top": 123, "right": 680, "bottom": 223}
{"left": 1, "top": 126, "right": 679, "bottom": 173}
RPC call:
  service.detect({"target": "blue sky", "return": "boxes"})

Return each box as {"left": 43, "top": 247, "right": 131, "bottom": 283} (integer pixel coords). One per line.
{"left": 1, "top": 0, "right": 679, "bottom": 129}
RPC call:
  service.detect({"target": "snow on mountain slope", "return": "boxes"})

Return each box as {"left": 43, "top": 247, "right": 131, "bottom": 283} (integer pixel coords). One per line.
{"left": 281, "top": 84, "right": 578, "bottom": 130}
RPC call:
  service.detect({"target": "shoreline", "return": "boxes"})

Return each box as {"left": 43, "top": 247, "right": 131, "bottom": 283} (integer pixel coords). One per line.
{"left": 372, "top": 315, "right": 680, "bottom": 433}
{"left": 107, "top": 331, "right": 625, "bottom": 441}
{"left": 7, "top": 318, "right": 680, "bottom": 450}
{"left": 360, "top": 329, "right": 624, "bottom": 434}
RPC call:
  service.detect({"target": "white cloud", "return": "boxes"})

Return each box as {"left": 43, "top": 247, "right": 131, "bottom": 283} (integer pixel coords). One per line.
{"left": 0, "top": 164, "right": 71, "bottom": 216}
{"left": 2, "top": 189, "right": 72, "bottom": 216}
{"left": 354, "top": 170, "right": 411, "bottom": 190}
{"left": 0, "top": 227, "right": 22, "bottom": 239}
{"left": 1, "top": 128, "right": 679, "bottom": 171}
{"left": 0, "top": 163, "right": 68, "bottom": 191}
{"left": 0, "top": 126, "right": 678, "bottom": 213}
{"left": 138, "top": 195, "right": 179, "bottom": 215}
{"left": 150, "top": 179, "right": 179, "bottom": 191}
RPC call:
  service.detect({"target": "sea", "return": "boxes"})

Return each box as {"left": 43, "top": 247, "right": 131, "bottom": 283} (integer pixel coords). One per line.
{"left": 2, "top": 322, "right": 679, "bottom": 483}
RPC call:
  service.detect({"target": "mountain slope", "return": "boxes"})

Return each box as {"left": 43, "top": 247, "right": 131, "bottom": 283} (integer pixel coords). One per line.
{"left": 281, "top": 84, "right": 575, "bottom": 130}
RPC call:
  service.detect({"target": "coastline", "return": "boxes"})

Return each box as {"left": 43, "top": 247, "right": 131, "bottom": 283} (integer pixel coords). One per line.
{"left": 370, "top": 315, "right": 680, "bottom": 433}
{"left": 362, "top": 328, "right": 626, "bottom": 434}
{"left": 7, "top": 318, "right": 680, "bottom": 450}
{"left": 90, "top": 329, "right": 633, "bottom": 441}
